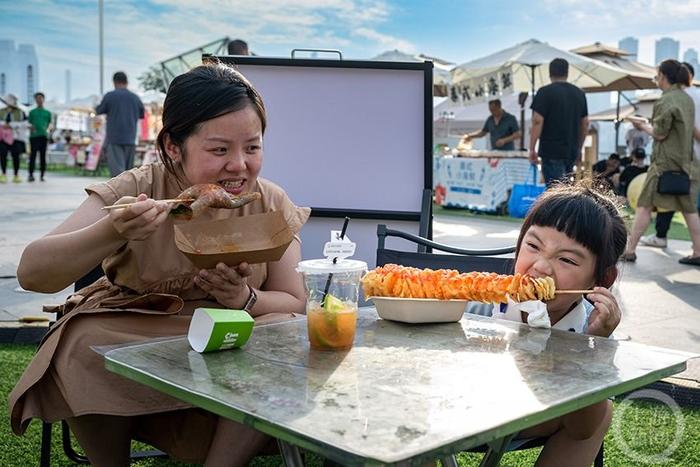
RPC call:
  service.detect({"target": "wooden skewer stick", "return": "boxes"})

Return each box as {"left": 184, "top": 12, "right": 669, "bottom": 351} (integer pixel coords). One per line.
{"left": 556, "top": 289, "right": 596, "bottom": 294}
{"left": 101, "top": 198, "right": 195, "bottom": 210}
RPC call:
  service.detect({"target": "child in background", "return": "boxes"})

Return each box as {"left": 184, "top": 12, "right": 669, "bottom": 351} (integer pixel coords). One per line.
{"left": 470, "top": 180, "right": 626, "bottom": 466}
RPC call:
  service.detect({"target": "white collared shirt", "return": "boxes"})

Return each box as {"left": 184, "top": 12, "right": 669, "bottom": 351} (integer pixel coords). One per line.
{"left": 490, "top": 299, "right": 593, "bottom": 333}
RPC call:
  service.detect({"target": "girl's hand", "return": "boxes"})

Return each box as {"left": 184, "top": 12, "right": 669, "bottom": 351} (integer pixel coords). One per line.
{"left": 586, "top": 287, "right": 621, "bottom": 337}
{"left": 108, "top": 193, "right": 171, "bottom": 241}
{"left": 194, "top": 262, "right": 253, "bottom": 309}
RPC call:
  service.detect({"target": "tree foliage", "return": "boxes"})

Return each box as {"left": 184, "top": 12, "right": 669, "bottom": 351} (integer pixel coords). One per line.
{"left": 138, "top": 65, "right": 166, "bottom": 93}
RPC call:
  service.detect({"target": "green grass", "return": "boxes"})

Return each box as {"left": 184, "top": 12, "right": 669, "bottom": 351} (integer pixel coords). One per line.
{"left": 435, "top": 203, "right": 693, "bottom": 242}
{"left": 3, "top": 344, "right": 700, "bottom": 466}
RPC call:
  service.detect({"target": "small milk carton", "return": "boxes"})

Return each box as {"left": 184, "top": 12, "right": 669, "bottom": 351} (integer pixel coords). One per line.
{"left": 187, "top": 308, "right": 254, "bottom": 353}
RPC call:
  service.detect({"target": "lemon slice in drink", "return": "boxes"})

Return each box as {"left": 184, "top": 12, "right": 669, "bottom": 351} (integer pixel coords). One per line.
{"left": 323, "top": 294, "right": 346, "bottom": 313}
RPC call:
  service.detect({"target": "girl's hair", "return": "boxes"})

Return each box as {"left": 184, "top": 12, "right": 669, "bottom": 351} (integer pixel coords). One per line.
{"left": 156, "top": 62, "right": 266, "bottom": 179}
{"left": 516, "top": 180, "right": 627, "bottom": 285}
{"left": 659, "top": 59, "right": 691, "bottom": 86}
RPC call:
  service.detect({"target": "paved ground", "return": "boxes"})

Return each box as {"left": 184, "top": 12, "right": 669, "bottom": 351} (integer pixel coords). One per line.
{"left": 1, "top": 170, "right": 699, "bottom": 382}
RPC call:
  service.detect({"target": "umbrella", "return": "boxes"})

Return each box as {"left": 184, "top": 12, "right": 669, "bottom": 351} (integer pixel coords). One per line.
{"left": 588, "top": 92, "right": 659, "bottom": 121}
{"left": 572, "top": 42, "right": 658, "bottom": 145}
{"left": 372, "top": 50, "right": 454, "bottom": 96}
{"left": 571, "top": 42, "right": 656, "bottom": 92}
{"left": 450, "top": 39, "right": 644, "bottom": 104}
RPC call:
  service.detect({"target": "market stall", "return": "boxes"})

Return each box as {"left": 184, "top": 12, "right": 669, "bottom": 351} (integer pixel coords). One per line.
{"left": 434, "top": 149, "right": 539, "bottom": 213}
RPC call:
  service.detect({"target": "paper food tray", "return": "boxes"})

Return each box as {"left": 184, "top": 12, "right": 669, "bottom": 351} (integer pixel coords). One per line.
{"left": 174, "top": 211, "right": 294, "bottom": 268}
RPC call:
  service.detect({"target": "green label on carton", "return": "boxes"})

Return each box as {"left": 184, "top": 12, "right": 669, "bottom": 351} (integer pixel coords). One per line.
{"left": 187, "top": 308, "right": 255, "bottom": 353}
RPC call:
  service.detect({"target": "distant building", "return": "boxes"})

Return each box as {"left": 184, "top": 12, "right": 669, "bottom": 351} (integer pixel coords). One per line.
{"left": 655, "top": 37, "right": 679, "bottom": 65}
{"left": 683, "top": 48, "right": 699, "bottom": 72}
{"left": 0, "top": 39, "right": 39, "bottom": 105}
{"left": 619, "top": 37, "right": 639, "bottom": 61}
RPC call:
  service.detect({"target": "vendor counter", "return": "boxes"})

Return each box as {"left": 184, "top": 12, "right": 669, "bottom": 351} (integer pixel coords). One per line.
{"left": 434, "top": 150, "right": 541, "bottom": 213}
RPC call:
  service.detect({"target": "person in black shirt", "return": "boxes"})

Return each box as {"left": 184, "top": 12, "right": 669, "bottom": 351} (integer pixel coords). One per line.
{"left": 615, "top": 148, "right": 648, "bottom": 198}
{"left": 592, "top": 153, "right": 621, "bottom": 188}
{"left": 529, "top": 58, "right": 589, "bottom": 186}
{"left": 460, "top": 99, "right": 521, "bottom": 150}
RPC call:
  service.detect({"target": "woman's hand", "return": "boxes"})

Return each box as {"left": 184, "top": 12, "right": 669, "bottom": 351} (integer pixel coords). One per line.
{"left": 108, "top": 193, "right": 171, "bottom": 241}
{"left": 194, "top": 262, "right": 253, "bottom": 309}
{"left": 586, "top": 287, "right": 621, "bottom": 337}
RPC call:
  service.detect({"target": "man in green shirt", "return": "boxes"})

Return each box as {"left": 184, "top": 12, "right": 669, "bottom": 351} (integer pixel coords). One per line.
{"left": 27, "top": 92, "right": 52, "bottom": 182}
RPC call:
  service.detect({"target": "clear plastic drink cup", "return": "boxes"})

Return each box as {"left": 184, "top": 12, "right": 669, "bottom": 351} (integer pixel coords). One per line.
{"left": 296, "top": 258, "right": 367, "bottom": 350}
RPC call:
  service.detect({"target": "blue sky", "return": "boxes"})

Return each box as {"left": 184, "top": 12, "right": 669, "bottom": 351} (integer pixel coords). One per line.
{"left": 3, "top": 0, "right": 700, "bottom": 102}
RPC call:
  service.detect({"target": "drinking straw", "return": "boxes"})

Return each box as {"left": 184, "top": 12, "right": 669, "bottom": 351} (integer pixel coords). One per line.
{"left": 321, "top": 217, "right": 350, "bottom": 306}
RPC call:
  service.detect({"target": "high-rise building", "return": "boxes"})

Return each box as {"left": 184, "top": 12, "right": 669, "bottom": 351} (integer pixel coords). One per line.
{"left": 0, "top": 40, "right": 39, "bottom": 105}
{"left": 655, "top": 37, "right": 679, "bottom": 65}
{"left": 683, "top": 48, "right": 699, "bottom": 72}
{"left": 619, "top": 37, "right": 639, "bottom": 61}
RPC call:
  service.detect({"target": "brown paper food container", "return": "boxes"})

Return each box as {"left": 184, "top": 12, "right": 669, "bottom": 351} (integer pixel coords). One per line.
{"left": 174, "top": 211, "right": 294, "bottom": 268}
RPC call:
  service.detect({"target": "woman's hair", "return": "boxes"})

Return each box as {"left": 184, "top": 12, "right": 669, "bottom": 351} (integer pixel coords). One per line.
{"left": 515, "top": 180, "right": 627, "bottom": 285}
{"left": 156, "top": 62, "right": 266, "bottom": 179}
{"left": 659, "top": 59, "right": 691, "bottom": 86}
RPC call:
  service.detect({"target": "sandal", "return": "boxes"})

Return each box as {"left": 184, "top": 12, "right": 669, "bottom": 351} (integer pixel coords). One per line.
{"left": 620, "top": 252, "right": 637, "bottom": 263}
{"left": 679, "top": 255, "right": 700, "bottom": 266}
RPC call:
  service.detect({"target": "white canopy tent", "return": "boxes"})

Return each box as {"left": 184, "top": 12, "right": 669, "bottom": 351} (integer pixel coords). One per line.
{"left": 449, "top": 39, "right": 648, "bottom": 105}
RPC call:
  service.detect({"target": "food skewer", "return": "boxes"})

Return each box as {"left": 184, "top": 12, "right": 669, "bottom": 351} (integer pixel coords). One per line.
{"left": 362, "top": 264, "right": 595, "bottom": 303}
{"left": 101, "top": 198, "right": 195, "bottom": 210}
{"left": 554, "top": 289, "right": 596, "bottom": 294}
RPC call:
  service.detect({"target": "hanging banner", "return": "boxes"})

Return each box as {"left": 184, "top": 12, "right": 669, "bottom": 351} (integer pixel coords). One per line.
{"left": 449, "top": 68, "right": 515, "bottom": 105}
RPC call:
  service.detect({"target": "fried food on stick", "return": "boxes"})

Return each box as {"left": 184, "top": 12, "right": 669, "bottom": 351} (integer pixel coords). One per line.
{"left": 361, "top": 264, "right": 555, "bottom": 303}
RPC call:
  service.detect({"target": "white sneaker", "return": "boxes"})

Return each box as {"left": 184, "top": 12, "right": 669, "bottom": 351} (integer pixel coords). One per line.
{"left": 640, "top": 234, "right": 667, "bottom": 248}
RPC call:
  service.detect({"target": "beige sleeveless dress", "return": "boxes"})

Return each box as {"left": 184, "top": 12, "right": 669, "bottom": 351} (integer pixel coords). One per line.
{"left": 8, "top": 163, "right": 310, "bottom": 462}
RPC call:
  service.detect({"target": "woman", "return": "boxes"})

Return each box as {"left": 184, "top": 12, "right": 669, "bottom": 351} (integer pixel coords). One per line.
{"left": 9, "top": 63, "right": 310, "bottom": 466}
{"left": 623, "top": 59, "right": 700, "bottom": 264}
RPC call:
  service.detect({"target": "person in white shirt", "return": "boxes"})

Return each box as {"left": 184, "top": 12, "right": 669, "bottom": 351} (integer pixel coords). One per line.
{"left": 468, "top": 180, "right": 625, "bottom": 467}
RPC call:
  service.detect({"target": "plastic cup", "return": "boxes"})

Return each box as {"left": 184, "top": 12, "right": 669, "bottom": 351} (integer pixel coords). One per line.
{"left": 296, "top": 258, "right": 367, "bottom": 351}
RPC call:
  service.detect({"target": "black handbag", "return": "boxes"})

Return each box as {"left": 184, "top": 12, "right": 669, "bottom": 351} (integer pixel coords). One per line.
{"left": 657, "top": 170, "right": 690, "bottom": 195}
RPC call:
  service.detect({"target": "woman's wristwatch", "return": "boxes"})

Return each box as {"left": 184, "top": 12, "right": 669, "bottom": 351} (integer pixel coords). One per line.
{"left": 242, "top": 285, "right": 257, "bottom": 313}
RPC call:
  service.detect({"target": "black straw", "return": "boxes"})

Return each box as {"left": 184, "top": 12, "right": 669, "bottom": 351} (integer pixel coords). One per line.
{"left": 321, "top": 217, "right": 350, "bottom": 306}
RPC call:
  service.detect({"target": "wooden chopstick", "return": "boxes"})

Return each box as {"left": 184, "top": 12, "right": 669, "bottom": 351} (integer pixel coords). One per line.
{"left": 556, "top": 289, "right": 596, "bottom": 294}
{"left": 101, "top": 198, "right": 194, "bottom": 210}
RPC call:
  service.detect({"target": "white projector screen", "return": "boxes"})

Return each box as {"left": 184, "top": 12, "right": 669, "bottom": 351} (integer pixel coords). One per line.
{"left": 215, "top": 56, "right": 433, "bottom": 266}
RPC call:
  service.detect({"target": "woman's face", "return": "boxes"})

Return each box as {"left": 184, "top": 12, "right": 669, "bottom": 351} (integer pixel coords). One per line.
{"left": 168, "top": 105, "right": 263, "bottom": 196}
{"left": 655, "top": 69, "right": 670, "bottom": 91}
{"left": 515, "top": 225, "right": 597, "bottom": 316}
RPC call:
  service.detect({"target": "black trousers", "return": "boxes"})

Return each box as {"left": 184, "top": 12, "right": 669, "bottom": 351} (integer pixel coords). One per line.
{"left": 0, "top": 140, "right": 21, "bottom": 176}
{"left": 29, "top": 136, "right": 48, "bottom": 177}
{"left": 655, "top": 211, "right": 674, "bottom": 238}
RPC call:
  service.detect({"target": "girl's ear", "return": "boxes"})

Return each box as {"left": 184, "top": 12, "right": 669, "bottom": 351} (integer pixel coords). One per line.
{"left": 601, "top": 266, "right": 618, "bottom": 288}
{"left": 163, "top": 134, "right": 182, "bottom": 162}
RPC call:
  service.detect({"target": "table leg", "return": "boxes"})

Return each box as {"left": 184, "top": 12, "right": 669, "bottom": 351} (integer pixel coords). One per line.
{"left": 478, "top": 433, "right": 516, "bottom": 467}
{"left": 277, "top": 439, "right": 305, "bottom": 467}
{"left": 440, "top": 454, "right": 459, "bottom": 467}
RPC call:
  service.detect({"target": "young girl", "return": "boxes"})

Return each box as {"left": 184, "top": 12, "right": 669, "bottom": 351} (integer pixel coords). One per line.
{"left": 9, "top": 63, "right": 310, "bottom": 466}
{"left": 472, "top": 180, "right": 626, "bottom": 466}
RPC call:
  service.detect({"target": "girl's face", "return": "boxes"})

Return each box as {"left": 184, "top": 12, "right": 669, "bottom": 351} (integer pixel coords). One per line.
{"left": 167, "top": 105, "right": 263, "bottom": 196}
{"left": 515, "top": 225, "right": 597, "bottom": 316}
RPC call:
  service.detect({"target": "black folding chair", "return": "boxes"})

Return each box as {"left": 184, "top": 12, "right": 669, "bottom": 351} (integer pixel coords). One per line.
{"left": 374, "top": 224, "right": 604, "bottom": 467}
{"left": 39, "top": 265, "right": 167, "bottom": 466}
{"left": 376, "top": 223, "right": 515, "bottom": 273}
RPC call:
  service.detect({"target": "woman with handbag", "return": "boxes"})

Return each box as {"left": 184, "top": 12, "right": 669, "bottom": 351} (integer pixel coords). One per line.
{"left": 622, "top": 60, "right": 700, "bottom": 265}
